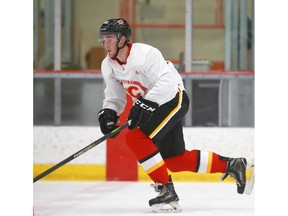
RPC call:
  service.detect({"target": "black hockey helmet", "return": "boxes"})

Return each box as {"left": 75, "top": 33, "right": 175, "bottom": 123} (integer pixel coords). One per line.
{"left": 99, "top": 18, "right": 131, "bottom": 42}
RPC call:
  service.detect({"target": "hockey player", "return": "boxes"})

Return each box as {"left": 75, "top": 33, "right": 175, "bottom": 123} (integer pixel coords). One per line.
{"left": 97, "top": 18, "right": 253, "bottom": 212}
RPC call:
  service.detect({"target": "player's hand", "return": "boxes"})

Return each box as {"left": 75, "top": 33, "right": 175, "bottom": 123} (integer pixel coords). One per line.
{"left": 128, "top": 96, "right": 159, "bottom": 130}
{"left": 98, "top": 108, "right": 119, "bottom": 137}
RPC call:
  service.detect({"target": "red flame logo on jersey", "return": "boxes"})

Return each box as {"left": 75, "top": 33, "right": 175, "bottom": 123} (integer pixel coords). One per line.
{"left": 121, "top": 80, "right": 147, "bottom": 99}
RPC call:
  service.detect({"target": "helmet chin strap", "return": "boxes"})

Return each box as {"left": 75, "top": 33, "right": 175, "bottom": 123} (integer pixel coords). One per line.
{"left": 112, "top": 33, "right": 127, "bottom": 59}
{"left": 112, "top": 42, "right": 126, "bottom": 59}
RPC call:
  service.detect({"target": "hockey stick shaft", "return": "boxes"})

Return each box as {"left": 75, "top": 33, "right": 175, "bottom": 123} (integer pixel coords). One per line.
{"left": 33, "top": 121, "right": 130, "bottom": 183}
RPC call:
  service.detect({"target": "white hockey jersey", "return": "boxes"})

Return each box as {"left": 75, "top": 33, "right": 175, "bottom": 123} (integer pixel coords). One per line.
{"left": 101, "top": 43, "right": 185, "bottom": 115}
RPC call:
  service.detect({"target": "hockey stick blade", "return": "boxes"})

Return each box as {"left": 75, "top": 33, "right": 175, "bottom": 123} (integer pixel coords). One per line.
{"left": 33, "top": 121, "right": 130, "bottom": 183}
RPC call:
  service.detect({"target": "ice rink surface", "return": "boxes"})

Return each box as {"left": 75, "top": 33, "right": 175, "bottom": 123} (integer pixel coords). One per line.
{"left": 34, "top": 181, "right": 254, "bottom": 216}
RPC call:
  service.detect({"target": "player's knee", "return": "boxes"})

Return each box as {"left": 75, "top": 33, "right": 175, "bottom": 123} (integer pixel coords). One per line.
{"left": 126, "top": 128, "right": 148, "bottom": 148}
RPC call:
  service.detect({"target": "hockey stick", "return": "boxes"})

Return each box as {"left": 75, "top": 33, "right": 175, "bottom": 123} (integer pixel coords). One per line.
{"left": 33, "top": 121, "right": 130, "bottom": 183}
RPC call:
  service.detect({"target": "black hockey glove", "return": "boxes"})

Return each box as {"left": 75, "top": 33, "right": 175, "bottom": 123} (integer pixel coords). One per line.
{"left": 98, "top": 108, "right": 119, "bottom": 137}
{"left": 128, "top": 96, "right": 159, "bottom": 130}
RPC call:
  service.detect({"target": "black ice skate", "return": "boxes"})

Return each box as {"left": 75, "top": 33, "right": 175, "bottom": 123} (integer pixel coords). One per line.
{"left": 221, "top": 157, "right": 255, "bottom": 195}
{"left": 149, "top": 175, "right": 181, "bottom": 213}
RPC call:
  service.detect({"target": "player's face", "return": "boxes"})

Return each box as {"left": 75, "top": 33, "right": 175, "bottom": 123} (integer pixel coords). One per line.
{"left": 100, "top": 34, "right": 118, "bottom": 57}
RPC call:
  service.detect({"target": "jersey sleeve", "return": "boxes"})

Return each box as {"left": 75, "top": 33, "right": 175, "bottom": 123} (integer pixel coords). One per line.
{"left": 101, "top": 58, "right": 127, "bottom": 115}
{"left": 143, "top": 48, "right": 180, "bottom": 105}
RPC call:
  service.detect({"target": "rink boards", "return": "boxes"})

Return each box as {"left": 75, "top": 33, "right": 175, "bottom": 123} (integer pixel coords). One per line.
{"left": 33, "top": 126, "right": 254, "bottom": 182}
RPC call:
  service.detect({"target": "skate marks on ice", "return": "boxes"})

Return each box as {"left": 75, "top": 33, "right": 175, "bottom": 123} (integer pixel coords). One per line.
{"left": 34, "top": 181, "right": 254, "bottom": 216}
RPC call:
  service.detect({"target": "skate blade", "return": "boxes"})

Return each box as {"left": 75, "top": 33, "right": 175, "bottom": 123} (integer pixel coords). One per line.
{"left": 151, "top": 201, "right": 182, "bottom": 213}
{"left": 245, "top": 163, "right": 255, "bottom": 195}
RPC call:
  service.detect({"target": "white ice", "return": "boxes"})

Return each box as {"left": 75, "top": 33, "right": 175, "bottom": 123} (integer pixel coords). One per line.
{"left": 33, "top": 181, "right": 254, "bottom": 216}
